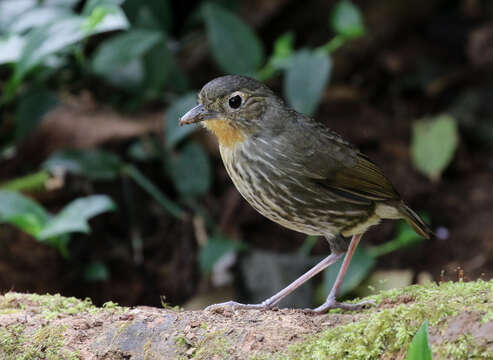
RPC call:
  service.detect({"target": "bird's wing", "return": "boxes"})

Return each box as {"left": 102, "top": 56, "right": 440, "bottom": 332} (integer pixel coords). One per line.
{"left": 286, "top": 120, "right": 401, "bottom": 204}
{"left": 326, "top": 152, "right": 401, "bottom": 201}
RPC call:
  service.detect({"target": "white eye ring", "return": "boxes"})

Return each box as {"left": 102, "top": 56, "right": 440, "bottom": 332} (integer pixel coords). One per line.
{"left": 228, "top": 92, "right": 243, "bottom": 110}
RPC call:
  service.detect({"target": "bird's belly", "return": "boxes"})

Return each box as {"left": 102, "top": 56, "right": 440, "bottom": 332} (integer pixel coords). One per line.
{"left": 219, "top": 144, "right": 341, "bottom": 236}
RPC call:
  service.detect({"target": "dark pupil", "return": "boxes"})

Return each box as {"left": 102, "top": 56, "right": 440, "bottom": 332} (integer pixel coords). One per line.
{"left": 228, "top": 95, "right": 242, "bottom": 109}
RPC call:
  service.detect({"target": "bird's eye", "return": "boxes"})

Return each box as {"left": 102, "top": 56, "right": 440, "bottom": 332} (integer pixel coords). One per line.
{"left": 228, "top": 95, "right": 242, "bottom": 109}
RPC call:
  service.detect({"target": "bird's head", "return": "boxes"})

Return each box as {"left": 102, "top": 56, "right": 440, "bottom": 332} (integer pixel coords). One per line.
{"left": 179, "top": 75, "right": 283, "bottom": 148}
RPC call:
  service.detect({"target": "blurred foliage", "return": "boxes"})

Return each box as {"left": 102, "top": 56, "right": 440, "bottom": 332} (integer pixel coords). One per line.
{"left": 411, "top": 115, "right": 459, "bottom": 181}
{"left": 330, "top": 0, "right": 365, "bottom": 39}
{"left": 202, "top": 3, "right": 264, "bottom": 75}
{"left": 199, "top": 233, "right": 246, "bottom": 274}
{"left": 83, "top": 261, "right": 110, "bottom": 282}
{"left": 0, "top": 0, "right": 464, "bottom": 307}
{"left": 42, "top": 149, "right": 184, "bottom": 218}
{"left": 0, "top": 190, "right": 115, "bottom": 256}
{"left": 316, "top": 217, "right": 428, "bottom": 301}
{"left": 317, "top": 246, "right": 376, "bottom": 302}
{"left": 406, "top": 320, "right": 433, "bottom": 360}
{"left": 0, "top": 0, "right": 367, "bottom": 268}
{"left": 0, "top": 0, "right": 129, "bottom": 102}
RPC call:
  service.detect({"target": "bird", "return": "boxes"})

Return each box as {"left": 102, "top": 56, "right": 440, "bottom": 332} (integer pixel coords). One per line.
{"left": 179, "top": 75, "right": 433, "bottom": 314}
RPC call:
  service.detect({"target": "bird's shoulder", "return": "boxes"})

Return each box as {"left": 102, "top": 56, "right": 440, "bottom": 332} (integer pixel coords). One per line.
{"left": 273, "top": 113, "right": 401, "bottom": 202}
{"left": 280, "top": 113, "right": 358, "bottom": 173}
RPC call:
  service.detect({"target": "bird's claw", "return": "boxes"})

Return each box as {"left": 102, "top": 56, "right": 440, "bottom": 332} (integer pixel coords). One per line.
{"left": 303, "top": 299, "right": 376, "bottom": 314}
{"left": 205, "top": 301, "right": 270, "bottom": 313}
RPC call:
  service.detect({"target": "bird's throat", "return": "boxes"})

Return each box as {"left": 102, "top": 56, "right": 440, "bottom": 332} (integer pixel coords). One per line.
{"left": 202, "top": 119, "right": 246, "bottom": 148}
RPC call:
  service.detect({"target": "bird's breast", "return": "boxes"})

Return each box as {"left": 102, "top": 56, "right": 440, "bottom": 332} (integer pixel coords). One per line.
{"left": 219, "top": 140, "right": 342, "bottom": 236}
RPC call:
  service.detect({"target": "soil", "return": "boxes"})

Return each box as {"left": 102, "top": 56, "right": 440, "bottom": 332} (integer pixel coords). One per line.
{"left": 0, "top": 297, "right": 361, "bottom": 359}
{"left": 2, "top": 281, "right": 493, "bottom": 359}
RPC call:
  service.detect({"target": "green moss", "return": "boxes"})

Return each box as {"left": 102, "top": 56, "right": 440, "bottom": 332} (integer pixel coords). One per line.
{"left": 286, "top": 280, "right": 493, "bottom": 359}
{"left": 27, "top": 324, "right": 69, "bottom": 359}
{"left": 193, "top": 332, "right": 233, "bottom": 360}
{"left": 170, "top": 330, "right": 234, "bottom": 359}
{"left": 0, "top": 324, "right": 26, "bottom": 358}
{"left": 0, "top": 308, "right": 22, "bottom": 315}
{"left": 174, "top": 334, "right": 188, "bottom": 347}
{"left": 435, "top": 333, "right": 493, "bottom": 360}
{"left": 0, "top": 293, "right": 123, "bottom": 359}
{"left": 0, "top": 322, "right": 80, "bottom": 360}
{"left": 1, "top": 292, "right": 127, "bottom": 319}
{"left": 102, "top": 301, "right": 119, "bottom": 309}
{"left": 0, "top": 293, "right": 24, "bottom": 314}
{"left": 160, "top": 296, "right": 182, "bottom": 311}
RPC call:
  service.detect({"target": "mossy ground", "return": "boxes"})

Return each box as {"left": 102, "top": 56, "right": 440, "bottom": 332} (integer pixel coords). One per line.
{"left": 286, "top": 280, "right": 493, "bottom": 359}
{"left": 0, "top": 292, "right": 126, "bottom": 360}
{"left": 0, "top": 281, "right": 492, "bottom": 359}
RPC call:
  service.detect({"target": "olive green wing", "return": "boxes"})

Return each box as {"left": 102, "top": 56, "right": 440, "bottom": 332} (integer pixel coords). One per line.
{"left": 294, "top": 122, "right": 401, "bottom": 203}
{"left": 327, "top": 152, "right": 401, "bottom": 202}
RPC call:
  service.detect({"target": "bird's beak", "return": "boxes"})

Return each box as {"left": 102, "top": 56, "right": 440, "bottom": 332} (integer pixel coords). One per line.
{"left": 179, "top": 104, "right": 220, "bottom": 126}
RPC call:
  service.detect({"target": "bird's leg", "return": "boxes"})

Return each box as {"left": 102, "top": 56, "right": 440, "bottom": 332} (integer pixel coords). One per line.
{"left": 205, "top": 252, "right": 343, "bottom": 312}
{"left": 306, "top": 233, "right": 375, "bottom": 314}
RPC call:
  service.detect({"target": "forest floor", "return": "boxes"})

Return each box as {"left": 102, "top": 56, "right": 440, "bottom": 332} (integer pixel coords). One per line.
{"left": 1, "top": 280, "right": 493, "bottom": 359}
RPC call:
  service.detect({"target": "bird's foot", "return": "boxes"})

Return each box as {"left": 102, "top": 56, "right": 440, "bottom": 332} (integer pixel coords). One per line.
{"left": 205, "top": 300, "right": 272, "bottom": 313}
{"left": 304, "top": 297, "right": 376, "bottom": 314}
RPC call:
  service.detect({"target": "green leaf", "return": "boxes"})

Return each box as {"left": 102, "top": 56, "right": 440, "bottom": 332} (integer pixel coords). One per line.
{"left": 165, "top": 93, "right": 199, "bottom": 148}
{"left": 43, "top": 0, "right": 80, "bottom": 7}
{"left": 0, "top": 35, "right": 25, "bottom": 64}
{"left": 368, "top": 218, "right": 428, "bottom": 258}
{"left": 202, "top": 3, "right": 264, "bottom": 74}
{"left": 141, "top": 40, "right": 172, "bottom": 98}
{"left": 84, "top": 261, "right": 110, "bottom": 282}
{"left": 258, "top": 32, "right": 295, "bottom": 80}
{"left": 319, "top": 247, "right": 375, "bottom": 299}
{"left": 170, "top": 142, "right": 212, "bottom": 197}
{"left": 330, "top": 0, "right": 365, "bottom": 39}
{"left": 411, "top": 114, "right": 459, "bottom": 181}
{"left": 0, "top": 190, "right": 50, "bottom": 237}
{"left": 284, "top": 49, "right": 332, "bottom": 115}
{"left": 15, "top": 86, "right": 58, "bottom": 142}
{"left": 134, "top": 5, "right": 161, "bottom": 30}
{"left": 406, "top": 320, "right": 433, "bottom": 360}
{"left": 6, "top": 4, "right": 128, "bottom": 93}
{"left": 38, "top": 195, "right": 116, "bottom": 240}
{"left": 199, "top": 234, "right": 245, "bottom": 273}
{"left": 123, "top": 0, "right": 172, "bottom": 33}
{"left": 44, "top": 234, "right": 71, "bottom": 257}
{"left": 9, "top": 6, "right": 72, "bottom": 33}
{"left": 0, "top": 0, "right": 37, "bottom": 33}
{"left": 298, "top": 235, "right": 318, "bottom": 256}
{"left": 270, "top": 32, "right": 295, "bottom": 69}
{"left": 82, "top": 0, "right": 124, "bottom": 14}
{"left": 81, "top": 0, "right": 128, "bottom": 33}
{"left": 42, "top": 149, "right": 123, "bottom": 181}
{"left": 0, "top": 171, "right": 50, "bottom": 192}
{"left": 91, "top": 29, "right": 162, "bottom": 87}
{"left": 12, "top": 16, "right": 84, "bottom": 83}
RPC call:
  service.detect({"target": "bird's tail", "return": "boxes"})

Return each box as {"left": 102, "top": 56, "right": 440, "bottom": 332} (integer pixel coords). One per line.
{"left": 399, "top": 203, "right": 434, "bottom": 239}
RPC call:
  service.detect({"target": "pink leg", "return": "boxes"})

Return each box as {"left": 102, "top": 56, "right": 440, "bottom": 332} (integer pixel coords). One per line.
{"left": 206, "top": 252, "right": 343, "bottom": 311}
{"left": 307, "top": 233, "right": 375, "bottom": 314}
